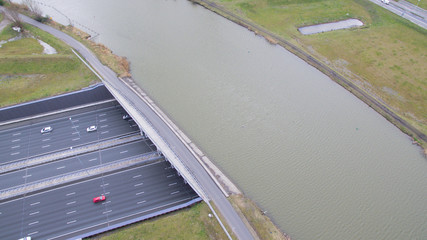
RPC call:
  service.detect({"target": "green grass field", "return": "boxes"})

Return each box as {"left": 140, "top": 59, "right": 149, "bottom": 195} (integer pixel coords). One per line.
{"left": 0, "top": 23, "right": 98, "bottom": 107}
{"left": 404, "top": 0, "right": 426, "bottom": 9}
{"left": 86, "top": 202, "right": 229, "bottom": 240}
{"left": 215, "top": 0, "right": 427, "bottom": 135}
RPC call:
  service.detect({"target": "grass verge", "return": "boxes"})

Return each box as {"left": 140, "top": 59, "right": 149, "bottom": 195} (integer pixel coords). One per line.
{"left": 229, "top": 194, "right": 290, "bottom": 240}
{"left": 86, "top": 202, "right": 230, "bottom": 240}
{"left": 403, "top": 0, "right": 427, "bottom": 9}
{"left": 0, "top": 21, "right": 98, "bottom": 107}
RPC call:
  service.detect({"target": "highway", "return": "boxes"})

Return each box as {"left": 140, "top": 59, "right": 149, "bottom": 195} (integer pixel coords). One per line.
{"left": 370, "top": 0, "right": 427, "bottom": 29}
{"left": 0, "top": 161, "right": 199, "bottom": 240}
{"left": 0, "top": 105, "right": 139, "bottom": 164}
{"left": 0, "top": 139, "right": 156, "bottom": 190}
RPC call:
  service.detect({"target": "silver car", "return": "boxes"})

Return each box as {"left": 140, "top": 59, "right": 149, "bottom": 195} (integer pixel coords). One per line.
{"left": 87, "top": 125, "right": 97, "bottom": 132}
{"left": 41, "top": 126, "right": 53, "bottom": 134}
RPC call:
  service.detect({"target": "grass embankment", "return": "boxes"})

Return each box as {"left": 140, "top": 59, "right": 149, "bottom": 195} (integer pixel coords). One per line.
{"left": 0, "top": 23, "right": 98, "bottom": 107}
{"left": 86, "top": 202, "right": 230, "bottom": 240}
{"left": 197, "top": 0, "right": 427, "bottom": 146}
{"left": 403, "top": 0, "right": 427, "bottom": 9}
{"left": 229, "top": 195, "right": 290, "bottom": 240}
{"left": 48, "top": 21, "right": 131, "bottom": 78}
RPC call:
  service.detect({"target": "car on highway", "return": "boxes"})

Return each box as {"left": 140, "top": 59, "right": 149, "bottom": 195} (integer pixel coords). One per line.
{"left": 86, "top": 125, "right": 97, "bottom": 132}
{"left": 381, "top": 0, "right": 389, "bottom": 4}
{"left": 93, "top": 195, "right": 106, "bottom": 203}
{"left": 123, "top": 114, "right": 131, "bottom": 120}
{"left": 18, "top": 237, "right": 31, "bottom": 240}
{"left": 41, "top": 126, "right": 53, "bottom": 134}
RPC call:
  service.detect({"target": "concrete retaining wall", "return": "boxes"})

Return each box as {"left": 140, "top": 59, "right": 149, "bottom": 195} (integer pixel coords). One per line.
{"left": 0, "top": 83, "right": 114, "bottom": 123}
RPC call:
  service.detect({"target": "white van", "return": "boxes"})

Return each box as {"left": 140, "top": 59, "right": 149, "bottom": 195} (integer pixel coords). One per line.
{"left": 381, "top": 0, "right": 390, "bottom": 4}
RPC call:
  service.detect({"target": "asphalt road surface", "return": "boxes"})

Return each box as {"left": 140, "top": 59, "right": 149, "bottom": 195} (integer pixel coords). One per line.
{"left": 370, "top": 0, "right": 427, "bottom": 29}
{"left": 0, "top": 105, "right": 139, "bottom": 164}
{"left": 0, "top": 140, "right": 156, "bottom": 190}
{"left": 0, "top": 161, "right": 199, "bottom": 240}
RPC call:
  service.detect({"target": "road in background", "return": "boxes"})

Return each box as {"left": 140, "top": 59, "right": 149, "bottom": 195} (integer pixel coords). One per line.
{"left": 370, "top": 0, "right": 427, "bottom": 29}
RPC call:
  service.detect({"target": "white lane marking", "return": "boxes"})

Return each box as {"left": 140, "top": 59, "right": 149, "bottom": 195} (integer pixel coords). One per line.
{"left": 88, "top": 158, "right": 97, "bottom": 162}
{"left": 28, "top": 221, "right": 39, "bottom": 226}
{"left": 28, "top": 231, "right": 38, "bottom": 236}
{"left": 170, "top": 191, "right": 180, "bottom": 195}
{"left": 67, "top": 220, "right": 77, "bottom": 224}
{"left": 71, "top": 125, "right": 79, "bottom": 128}
{"left": 72, "top": 119, "right": 79, "bottom": 123}
{"left": 42, "top": 138, "right": 50, "bottom": 142}
{"left": 137, "top": 200, "right": 146, "bottom": 204}
{"left": 56, "top": 166, "right": 66, "bottom": 170}
{"left": 100, "top": 183, "right": 109, "bottom": 187}
{"left": 99, "top": 119, "right": 107, "bottom": 122}
{"left": 167, "top": 174, "right": 175, "bottom": 178}
{"left": 100, "top": 131, "right": 109, "bottom": 134}
{"left": 0, "top": 212, "right": 2, "bottom": 215}
{"left": 22, "top": 174, "right": 31, "bottom": 178}
{"left": 103, "top": 210, "right": 112, "bottom": 214}
{"left": 66, "top": 210, "right": 76, "bottom": 215}
{"left": 11, "top": 152, "right": 20, "bottom": 156}
{"left": 29, "top": 211, "right": 39, "bottom": 216}
{"left": 134, "top": 183, "right": 143, "bottom": 187}
{"left": 66, "top": 201, "right": 76, "bottom": 205}
{"left": 12, "top": 139, "right": 20, "bottom": 142}
{"left": 66, "top": 192, "right": 75, "bottom": 196}
{"left": 42, "top": 145, "right": 50, "bottom": 148}
{"left": 168, "top": 182, "right": 177, "bottom": 186}
{"left": 72, "top": 132, "right": 79, "bottom": 135}
{"left": 120, "top": 150, "right": 128, "bottom": 154}
{"left": 100, "top": 125, "right": 108, "bottom": 128}
{"left": 0, "top": 164, "right": 153, "bottom": 205}
{"left": 30, "top": 202, "right": 40, "bottom": 206}
{"left": 135, "top": 191, "right": 144, "bottom": 195}
{"left": 13, "top": 132, "right": 21, "bottom": 136}
{"left": 99, "top": 113, "right": 106, "bottom": 117}
{"left": 131, "top": 124, "right": 137, "bottom": 127}
{"left": 11, "top": 145, "right": 20, "bottom": 149}
{"left": 132, "top": 175, "right": 141, "bottom": 178}
{"left": 72, "top": 138, "right": 80, "bottom": 141}
{"left": 102, "top": 201, "right": 111, "bottom": 205}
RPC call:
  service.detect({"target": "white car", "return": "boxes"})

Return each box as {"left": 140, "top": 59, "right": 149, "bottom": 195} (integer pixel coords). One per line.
{"left": 41, "top": 126, "right": 53, "bottom": 134}
{"left": 122, "top": 114, "right": 131, "bottom": 120}
{"left": 87, "top": 125, "right": 97, "bottom": 132}
{"left": 381, "top": 0, "right": 389, "bottom": 4}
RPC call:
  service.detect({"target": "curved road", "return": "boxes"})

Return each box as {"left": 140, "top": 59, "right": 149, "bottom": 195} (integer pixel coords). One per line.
{"left": 0, "top": 7, "right": 255, "bottom": 240}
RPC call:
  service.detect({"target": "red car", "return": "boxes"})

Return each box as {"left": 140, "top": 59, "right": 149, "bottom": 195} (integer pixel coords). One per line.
{"left": 93, "top": 195, "right": 106, "bottom": 203}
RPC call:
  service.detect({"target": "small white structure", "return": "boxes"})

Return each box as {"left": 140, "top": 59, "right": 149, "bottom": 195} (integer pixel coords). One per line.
{"left": 299, "top": 19, "right": 364, "bottom": 35}
{"left": 12, "top": 26, "right": 21, "bottom": 32}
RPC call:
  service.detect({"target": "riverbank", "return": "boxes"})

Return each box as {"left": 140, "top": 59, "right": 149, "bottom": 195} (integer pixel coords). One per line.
{"left": 188, "top": 0, "right": 427, "bottom": 154}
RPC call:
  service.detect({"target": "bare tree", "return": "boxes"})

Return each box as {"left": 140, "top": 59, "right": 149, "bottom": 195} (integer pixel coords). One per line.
{"left": 3, "top": 7, "right": 23, "bottom": 29}
{"left": 23, "top": 0, "right": 45, "bottom": 22}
